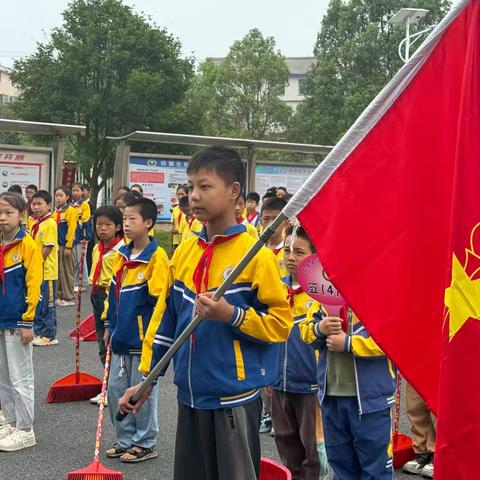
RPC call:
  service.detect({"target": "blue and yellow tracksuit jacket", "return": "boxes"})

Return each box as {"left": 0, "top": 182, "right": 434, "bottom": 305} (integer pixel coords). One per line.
{"left": 0, "top": 228, "right": 43, "bottom": 330}
{"left": 299, "top": 305, "right": 396, "bottom": 415}
{"left": 140, "top": 224, "right": 293, "bottom": 410}
{"left": 273, "top": 277, "right": 319, "bottom": 394}
{"left": 54, "top": 205, "right": 77, "bottom": 249}
{"left": 72, "top": 200, "right": 92, "bottom": 244}
{"left": 103, "top": 238, "right": 169, "bottom": 356}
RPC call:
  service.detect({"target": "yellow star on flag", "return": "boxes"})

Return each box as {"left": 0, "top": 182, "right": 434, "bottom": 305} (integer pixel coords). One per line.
{"left": 445, "top": 253, "right": 480, "bottom": 340}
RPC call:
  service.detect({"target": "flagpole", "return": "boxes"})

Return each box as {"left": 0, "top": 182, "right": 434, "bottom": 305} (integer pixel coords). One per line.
{"left": 116, "top": 212, "right": 289, "bottom": 421}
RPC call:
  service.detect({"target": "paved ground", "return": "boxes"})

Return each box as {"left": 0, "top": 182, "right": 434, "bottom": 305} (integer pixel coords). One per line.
{"left": 1, "top": 289, "right": 416, "bottom": 479}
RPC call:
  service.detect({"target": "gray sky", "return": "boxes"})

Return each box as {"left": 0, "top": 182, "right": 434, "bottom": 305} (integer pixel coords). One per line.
{"left": 0, "top": 0, "right": 330, "bottom": 68}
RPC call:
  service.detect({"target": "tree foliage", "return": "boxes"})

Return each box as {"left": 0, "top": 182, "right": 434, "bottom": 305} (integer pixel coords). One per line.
{"left": 186, "top": 28, "right": 292, "bottom": 139}
{"left": 11, "top": 0, "right": 195, "bottom": 199}
{"left": 289, "top": 0, "right": 450, "bottom": 145}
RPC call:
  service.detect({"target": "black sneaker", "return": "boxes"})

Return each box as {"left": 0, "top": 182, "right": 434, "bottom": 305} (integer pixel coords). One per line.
{"left": 403, "top": 454, "right": 433, "bottom": 475}
{"left": 259, "top": 413, "right": 272, "bottom": 433}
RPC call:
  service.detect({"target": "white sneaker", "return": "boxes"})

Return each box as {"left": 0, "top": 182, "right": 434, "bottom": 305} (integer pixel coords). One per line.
{"left": 89, "top": 393, "right": 102, "bottom": 405}
{"left": 74, "top": 286, "right": 79, "bottom": 293}
{"left": 0, "top": 424, "right": 15, "bottom": 440}
{"left": 0, "top": 427, "right": 36, "bottom": 451}
{"left": 403, "top": 454, "right": 432, "bottom": 475}
{"left": 33, "top": 336, "right": 59, "bottom": 346}
{"left": 58, "top": 300, "right": 75, "bottom": 307}
{"left": 422, "top": 461, "right": 434, "bottom": 478}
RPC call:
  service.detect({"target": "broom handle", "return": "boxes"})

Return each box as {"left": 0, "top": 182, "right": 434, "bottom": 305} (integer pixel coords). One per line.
{"left": 74, "top": 240, "right": 87, "bottom": 381}
{"left": 93, "top": 342, "right": 112, "bottom": 467}
{"left": 393, "top": 372, "right": 402, "bottom": 449}
{"left": 116, "top": 212, "right": 288, "bottom": 421}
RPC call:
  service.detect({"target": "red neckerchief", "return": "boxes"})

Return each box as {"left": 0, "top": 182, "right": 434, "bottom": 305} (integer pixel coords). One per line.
{"left": 0, "top": 241, "right": 18, "bottom": 293}
{"left": 236, "top": 216, "right": 244, "bottom": 224}
{"left": 287, "top": 286, "right": 303, "bottom": 307}
{"left": 55, "top": 206, "right": 67, "bottom": 226}
{"left": 246, "top": 211, "right": 258, "bottom": 224}
{"left": 92, "top": 236, "right": 122, "bottom": 287}
{"left": 273, "top": 246, "right": 283, "bottom": 255}
{"left": 31, "top": 213, "right": 52, "bottom": 239}
{"left": 115, "top": 257, "right": 142, "bottom": 301}
{"left": 187, "top": 216, "right": 196, "bottom": 229}
{"left": 192, "top": 233, "right": 240, "bottom": 294}
{"left": 177, "top": 211, "right": 183, "bottom": 227}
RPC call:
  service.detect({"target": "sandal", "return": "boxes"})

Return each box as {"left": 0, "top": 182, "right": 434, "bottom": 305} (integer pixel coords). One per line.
{"left": 120, "top": 446, "right": 158, "bottom": 463}
{"left": 106, "top": 443, "right": 129, "bottom": 458}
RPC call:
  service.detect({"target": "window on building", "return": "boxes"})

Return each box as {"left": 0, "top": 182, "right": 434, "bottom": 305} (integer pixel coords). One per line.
{"left": 298, "top": 78, "right": 307, "bottom": 96}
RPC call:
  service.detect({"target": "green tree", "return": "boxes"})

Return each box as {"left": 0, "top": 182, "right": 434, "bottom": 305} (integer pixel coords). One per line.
{"left": 289, "top": 0, "right": 450, "bottom": 145}
{"left": 11, "top": 0, "right": 195, "bottom": 201}
{"left": 186, "top": 28, "right": 292, "bottom": 139}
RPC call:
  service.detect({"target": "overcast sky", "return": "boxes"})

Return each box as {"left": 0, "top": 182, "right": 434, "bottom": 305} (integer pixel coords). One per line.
{"left": 0, "top": 0, "right": 330, "bottom": 68}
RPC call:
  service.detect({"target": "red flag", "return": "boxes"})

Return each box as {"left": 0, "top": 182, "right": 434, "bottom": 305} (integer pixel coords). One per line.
{"left": 283, "top": 0, "right": 479, "bottom": 476}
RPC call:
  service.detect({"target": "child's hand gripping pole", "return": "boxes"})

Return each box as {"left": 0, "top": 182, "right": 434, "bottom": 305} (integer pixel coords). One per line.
{"left": 116, "top": 212, "right": 289, "bottom": 421}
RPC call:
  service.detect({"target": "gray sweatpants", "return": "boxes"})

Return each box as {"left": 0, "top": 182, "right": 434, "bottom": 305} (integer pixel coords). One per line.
{"left": 0, "top": 329, "right": 34, "bottom": 430}
{"left": 175, "top": 397, "right": 263, "bottom": 480}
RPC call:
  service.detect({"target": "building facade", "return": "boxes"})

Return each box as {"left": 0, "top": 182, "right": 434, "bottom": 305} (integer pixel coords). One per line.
{"left": 0, "top": 65, "right": 18, "bottom": 106}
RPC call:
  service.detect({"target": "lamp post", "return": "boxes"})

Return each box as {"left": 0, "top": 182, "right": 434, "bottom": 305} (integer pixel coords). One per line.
{"left": 389, "top": 8, "right": 430, "bottom": 62}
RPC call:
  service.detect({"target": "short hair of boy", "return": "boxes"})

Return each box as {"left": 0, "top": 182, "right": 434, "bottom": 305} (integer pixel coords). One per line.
{"left": 94, "top": 204, "right": 124, "bottom": 238}
{"left": 262, "top": 197, "right": 288, "bottom": 213}
{"left": 187, "top": 146, "right": 246, "bottom": 191}
{"left": 125, "top": 197, "right": 157, "bottom": 227}
{"left": 247, "top": 192, "right": 260, "bottom": 204}
{"left": 82, "top": 184, "right": 91, "bottom": 192}
{"left": 26, "top": 184, "right": 38, "bottom": 192}
{"left": 179, "top": 196, "right": 190, "bottom": 209}
{"left": 32, "top": 190, "right": 52, "bottom": 205}
{"left": 130, "top": 184, "right": 144, "bottom": 195}
{"left": 8, "top": 184, "right": 22, "bottom": 195}
{"left": 285, "top": 225, "right": 316, "bottom": 253}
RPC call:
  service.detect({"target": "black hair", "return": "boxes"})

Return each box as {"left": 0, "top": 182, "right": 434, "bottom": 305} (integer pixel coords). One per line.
{"left": 121, "top": 190, "right": 142, "bottom": 204}
{"left": 285, "top": 225, "right": 316, "bottom": 253}
{"left": 8, "top": 184, "right": 22, "bottom": 195}
{"left": 187, "top": 146, "right": 245, "bottom": 191}
{"left": 277, "top": 186, "right": 287, "bottom": 192}
{"left": 262, "top": 191, "right": 277, "bottom": 201}
{"left": 266, "top": 187, "right": 277, "bottom": 195}
{"left": 55, "top": 186, "right": 71, "bottom": 201}
{"left": 176, "top": 184, "right": 188, "bottom": 195}
{"left": 71, "top": 182, "right": 83, "bottom": 190}
{"left": 81, "top": 184, "right": 91, "bottom": 192}
{"left": 247, "top": 192, "right": 260, "bottom": 204}
{"left": 118, "top": 185, "right": 130, "bottom": 193}
{"left": 179, "top": 196, "right": 190, "bottom": 208}
{"left": 262, "top": 197, "right": 288, "bottom": 212}
{"left": 94, "top": 205, "right": 124, "bottom": 238}
{"left": 26, "top": 184, "right": 38, "bottom": 192}
{"left": 0, "top": 192, "right": 26, "bottom": 213}
{"left": 32, "top": 190, "right": 52, "bottom": 204}
{"left": 125, "top": 197, "right": 157, "bottom": 228}
{"left": 130, "top": 184, "right": 144, "bottom": 195}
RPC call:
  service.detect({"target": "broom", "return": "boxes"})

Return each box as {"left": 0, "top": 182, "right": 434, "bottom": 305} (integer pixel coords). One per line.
{"left": 47, "top": 240, "right": 102, "bottom": 403}
{"left": 66, "top": 343, "right": 123, "bottom": 480}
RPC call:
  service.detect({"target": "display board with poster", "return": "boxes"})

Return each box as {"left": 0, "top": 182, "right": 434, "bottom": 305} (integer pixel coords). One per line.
{"left": 128, "top": 154, "right": 189, "bottom": 222}
{"left": 255, "top": 163, "right": 316, "bottom": 196}
{"left": 0, "top": 145, "right": 53, "bottom": 193}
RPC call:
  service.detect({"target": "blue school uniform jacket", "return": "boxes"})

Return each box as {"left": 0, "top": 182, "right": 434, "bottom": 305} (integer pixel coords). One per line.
{"left": 0, "top": 228, "right": 43, "bottom": 330}
{"left": 299, "top": 305, "right": 396, "bottom": 415}
{"left": 140, "top": 224, "right": 293, "bottom": 410}
{"left": 103, "top": 238, "right": 169, "bottom": 355}
{"left": 273, "top": 277, "right": 319, "bottom": 394}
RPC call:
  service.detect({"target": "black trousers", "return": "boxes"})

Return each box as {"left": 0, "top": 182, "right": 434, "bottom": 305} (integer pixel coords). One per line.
{"left": 175, "top": 397, "right": 263, "bottom": 480}
{"left": 90, "top": 290, "right": 107, "bottom": 365}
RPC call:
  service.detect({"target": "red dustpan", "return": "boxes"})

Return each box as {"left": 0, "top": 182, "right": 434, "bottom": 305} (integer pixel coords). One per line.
{"left": 260, "top": 458, "right": 292, "bottom": 479}
{"left": 47, "top": 241, "right": 102, "bottom": 403}
{"left": 69, "top": 313, "right": 97, "bottom": 341}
